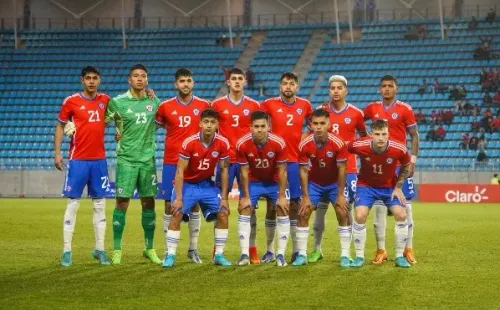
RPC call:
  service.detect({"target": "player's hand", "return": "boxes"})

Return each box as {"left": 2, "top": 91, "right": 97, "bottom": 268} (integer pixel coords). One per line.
{"left": 391, "top": 187, "right": 407, "bottom": 207}
{"left": 334, "top": 194, "right": 349, "bottom": 214}
{"left": 408, "top": 163, "right": 415, "bottom": 178}
{"left": 115, "top": 133, "right": 121, "bottom": 141}
{"left": 63, "top": 121, "right": 75, "bottom": 137}
{"left": 220, "top": 199, "right": 230, "bottom": 215}
{"left": 298, "top": 197, "right": 312, "bottom": 216}
{"left": 54, "top": 154, "right": 64, "bottom": 171}
{"left": 238, "top": 197, "right": 252, "bottom": 212}
{"left": 276, "top": 196, "right": 289, "bottom": 213}
{"left": 145, "top": 88, "right": 156, "bottom": 99}
{"left": 171, "top": 199, "right": 183, "bottom": 216}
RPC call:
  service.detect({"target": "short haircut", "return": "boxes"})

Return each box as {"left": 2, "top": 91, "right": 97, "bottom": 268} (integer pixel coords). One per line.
{"left": 201, "top": 108, "right": 219, "bottom": 120}
{"left": 228, "top": 67, "right": 245, "bottom": 78}
{"left": 251, "top": 111, "right": 269, "bottom": 123}
{"left": 371, "top": 119, "right": 389, "bottom": 130}
{"left": 494, "top": 173, "right": 498, "bottom": 177}
{"left": 380, "top": 75, "right": 397, "bottom": 85}
{"left": 175, "top": 68, "right": 192, "bottom": 80}
{"left": 129, "top": 64, "right": 148, "bottom": 75}
{"left": 311, "top": 108, "right": 330, "bottom": 119}
{"left": 280, "top": 71, "right": 299, "bottom": 83}
{"left": 81, "top": 66, "right": 100, "bottom": 77}
{"left": 328, "top": 75, "right": 348, "bottom": 87}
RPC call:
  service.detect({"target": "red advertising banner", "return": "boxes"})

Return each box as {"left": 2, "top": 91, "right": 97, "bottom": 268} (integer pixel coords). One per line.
{"left": 419, "top": 184, "right": 500, "bottom": 203}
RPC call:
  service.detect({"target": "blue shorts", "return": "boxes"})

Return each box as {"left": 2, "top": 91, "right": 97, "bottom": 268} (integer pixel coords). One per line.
{"left": 287, "top": 162, "right": 301, "bottom": 199}
{"left": 309, "top": 182, "right": 339, "bottom": 207}
{"left": 63, "top": 159, "right": 109, "bottom": 199}
{"left": 354, "top": 186, "right": 404, "bottom": 209}
{"left": 216, "top": 163, "right": 240, "bottom": 193}
{"left": 249, "top": 181, "right": 278, "bottom": 208}
{"left": 171, "top": 180, "right": 221, "bottom": 222}
{"left": 343, "top": 173, "right": 358, "bottom": 203}
{"left": 395, "top": 167, "right": 416, "bottom": 200}
{"left": 158, "top": 164, "right": 177, "bottom": 200}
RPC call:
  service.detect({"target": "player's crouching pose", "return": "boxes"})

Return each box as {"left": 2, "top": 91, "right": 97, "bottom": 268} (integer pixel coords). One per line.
{"left": 294, "top": 109, "right": 350, "bottom": 267}
{"left": 163, "top": 109, "right": 232, "bottom": 268}
{"left": 348, "top": 119, "right": 411, "bottom": 268}
{"left": 236, "top": 111, "right": 289, "bottom": 266}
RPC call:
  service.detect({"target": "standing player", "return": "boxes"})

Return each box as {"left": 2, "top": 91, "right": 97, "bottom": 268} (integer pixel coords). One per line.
{"left": 236, "top": 111, "right": 289, "bottom": 266}
{"left": 211, "top": 67, "right": 260, "bottom": 263}
{"left": 363, "top": 75, "right": 419, "bottom": 265}
{"left": 163, "top": 109, "right": 232, "bottom": 268}
{"left": 105, "top": 64, "right": 162, "bottom": 265}
{"left": 156, "top": 68, "right": 210, "bottom": 264}
{"left": 260, "top": 72, "right": 313, "bottom": 263}
{"left": 295, "top": 109, "right": 350, "bottom": 267}
{"left": 348, "top": 119, "right": 411, "bottom": 268}
{"left": 55, "top": 66, "right": 110, "bottom": 266}
{"left": 308, "top": 75, "right": 367, "bottom": 263}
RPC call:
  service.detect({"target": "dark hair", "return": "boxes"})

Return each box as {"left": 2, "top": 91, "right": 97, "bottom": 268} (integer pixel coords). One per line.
{"left": 494, "top": 174, "right": 498, "bottom": 177}
{"left": 380, "top": 75, "right": 397, "bottom": 85}
{"left": 280, "top": 71, "right": 299, "bottom": 83}
{"left": 371, "top": 119, "right": 389, "bottom": 130}
{"left": 251, "top": 111, "right": 269, "bottom": 123}
{"left": 81, "top": 66, "right": 100, "bottom": 77}
{"left": 129, "top": 64, "right": 148, "bottom": 75}
{"left": 228, "top": 67, "right": 245, "bottom": 79}
{"left": 175, "top": 68, "right": 192, "bottom": 80}
{"left": 311, "top": 108, "right": 330, "bottom": 119}
{"left": 201, "top": 108, "right": 219, "bottom": 120}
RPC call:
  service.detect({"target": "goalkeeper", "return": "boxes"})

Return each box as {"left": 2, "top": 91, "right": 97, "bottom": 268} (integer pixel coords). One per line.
{"left": 105, "top": 64, "right": 162, "bottom": 264}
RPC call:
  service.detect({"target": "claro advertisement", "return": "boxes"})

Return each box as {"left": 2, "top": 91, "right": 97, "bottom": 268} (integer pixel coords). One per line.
{"left": 419, "top": 184, "right": 500, "bottom": 203}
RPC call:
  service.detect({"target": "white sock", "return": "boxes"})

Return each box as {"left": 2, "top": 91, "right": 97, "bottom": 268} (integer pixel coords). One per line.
{"left": 276, "top": 216, "right": 290, "bottom": 255}
{"left": 265, "top": 219, "right": 276, "bottom": 253}
{"left": 214, "top": 228, "right": 228, "bottom": 255}
{"left": 163, "top": 214, "right": 172, "bottom": 252}
{"left": 313, "top": 202, "right": 328, "bottom": 252}
{"left": 290, "top": 219, "right": 298, "bottom": 254}
{"left": 238, "top": 215, "right": 251, "bottom": 255}
{"left": 296, "top": 227, "right": 309, "bottom": 256}
{"left": 406, "top": 202, "right": 414, "bottom": 248}
{"left": 373, "top": 201, "right": 387, "bottom": 250}
{"left": 249, "top": 211, "right": 257, "bottom": 248}
{"left": 92, "top": 198, "right": 106, "bottom": 251}
{"left": 188, "top": 212, "right": 201, "bottom": 251}
{"left": 395, "top": 221, "right": 409, "bottom": 257}
{"left": 166, "top": 230, "right": 180, "bottom": 256}
{"left": 63, "top": 198, "right": 80, "bottom": 252}
{"left": 352, "top": 221, "right": 366, "bottom": 258}
{"left": 338, "top": 225, "right": 351, "bottom": 258}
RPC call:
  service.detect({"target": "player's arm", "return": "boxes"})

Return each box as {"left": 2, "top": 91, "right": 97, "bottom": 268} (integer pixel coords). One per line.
{"left": 335, "top": 142, "right": 349, "bottom": 211}
{"left": 105, "top": 99, "right": 123, "bottom": 135}
{"left": 54, "top": 122, "right": 65, "bottom": 171}
{"left": 408, "top": 126, "right": 420, "bottom": 176}
{"left": 276, "top": 162, "right": 288, "bottom": 211}
{"left": 239, "top": 163, "right": 251, "bottom": 209}
{"left": 219, "top": 158, "right": 230, "bottom": 213}
{"left": 392, "top": 151, "right": 411, "bottom": 206}
{"left": 172, "top": 157, "right": 188, "bottom": 215}
{"left": 298, "top": 163, "right": 312, "bottom": 215}
{"left": 357, "top": 112, "right": 368, "bottom": 137}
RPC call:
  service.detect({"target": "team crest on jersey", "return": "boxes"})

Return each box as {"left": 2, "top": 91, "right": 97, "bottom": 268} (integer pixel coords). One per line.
{"left": 212, "top": 151, "right": 219, "bottom": 158}
{"left": 297, "top": 109, "right": 303, "bottom": 115}
{"left": 98, "top": 103, "right": 105, "bottom": 110}
{"left": 146, "top": 105, "right": 153, "bottom": 112}
{"left": 248, "top": 153, "right": 254, "bottom": 157}
{"left": 267, "top": 152, "right": 275, "bottom": 158}
{"left": 386, "top": 158, "right": 393, "bottom": 164}
{"left": 243, "top": 109, "right": 250, "bottom": 116}
{"left": 344, "top": 117, "right": 351, "bottom": 124}
{"left": 193, "top": 109, "right": 200, "bottom": 115}
{"left": 326, "top": 151, "right": 334, "bottom": 158}
{"left": 365, "top": 157, "right": 371, "bottom": 161}
{"left": 391, "top": 113, "right": 398, "bottom": 119}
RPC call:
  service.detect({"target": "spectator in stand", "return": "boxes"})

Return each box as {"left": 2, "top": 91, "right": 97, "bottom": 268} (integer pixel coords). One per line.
{"left": 478, "top": 128, "right": 487, "bottom": 141}
{"left": 246, "top": 68, "right": 255, "bottom": 90}
{"left": 469, "top": 134, "right": 479, "bottom": 150}
{"left": 486, "top": 8, "right": 496, "bottom": 25}
{"left": 442, "top": 109, "right": 454, "bottom": 125}
{"left": 459, "top": 85, "right": 467, "bottom": 99}
{"left": 460, "top": 132, "right": 470, "bottom": 149}
{"left": 480, "top": 68, "right": 488, "bottom": 84}
{"left": 449, "top": 85, "right": 460, "bottom": 100}
{"left": 417, "top": 79, "right": 427, "bottom": 94}
{"left": 481, "top": 78, "right": 491, "bottom": 92}
{"left": 435, "top": 125, "right": 446, "bottom": 141}
{"left": 468, "top": 16, "right": 478, "bottom": 30}
{"left": 426, "top": 125, "right": 436, "bottom": 141}
{"left": 480, "top": 116, "right": 491, "bottom": 133}
{"left": 476, "top": 149, "right": 488, "bottom": 163}
{"left": 430, "top": 109, "right": 440, "bottom": 125}
{"left": 463, "top": 100, "right": 474, "bottom": 115}
{"left": 259, "top": 81, "right": 266, "bottom": 97}
{"left": 473, "top": 104, "right": 482, "bottom": 116}
{"left": 404, "top": 26, "right": 420, "bottom": 40}
{"left": 484, "top": 92, "right": 493, "bottom": 105}
{"left": 484, "top": 108, "right": 493, "bottom": 118}
{"left": 471, "top": 117, "right": 480, "bottom": 132}
{"left": 454, "top": 98, "right": 465, "bottom": 115}
{"left": 493, "top": 91, "right": 500, "bottom": 105}
{"left": 417, "top": 24, "right": 428, "bottom": 40}
{"left": 491, "top": 115, "right": 500, "bottom": 132}
{"left": 488, "top": 68, "right": 495, "bottom": 80}
{"left": 431, "top": 78, "right": 440, "bottom": 93}
{"left": 415, "top": 108, "right": 427, "bottom": 124}
{"left": 491, "top": 174, "right": 499, "bottom": 185}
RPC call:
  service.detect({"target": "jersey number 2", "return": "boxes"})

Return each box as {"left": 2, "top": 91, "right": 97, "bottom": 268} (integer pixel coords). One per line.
{"left": 286, "top": 114, "right": 293, "bottom": 126}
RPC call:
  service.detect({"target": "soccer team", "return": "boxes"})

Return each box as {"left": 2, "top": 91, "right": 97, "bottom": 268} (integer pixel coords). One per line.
{"left": 54, "top": 64, "right": 419, "bottom": 269}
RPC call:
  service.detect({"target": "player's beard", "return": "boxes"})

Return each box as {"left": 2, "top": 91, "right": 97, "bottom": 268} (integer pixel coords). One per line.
{"left": 281, "top": 91, "right": 294, "bottom": 99}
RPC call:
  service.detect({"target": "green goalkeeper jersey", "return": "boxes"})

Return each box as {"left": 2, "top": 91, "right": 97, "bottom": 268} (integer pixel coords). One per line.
{"left": 105, "top": 90, "right": 161, "bottom": 164}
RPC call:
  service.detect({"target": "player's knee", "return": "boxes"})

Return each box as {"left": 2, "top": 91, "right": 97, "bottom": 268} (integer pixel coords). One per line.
{"left": 164, "top": 200, "right": 172, "bottom": 215}
{"left": 140, "top": 197, "right": 155, "bottom": 210}
{"left": 217, "top": 210, "right": 229, "bottom": 225}
{"left": 192, "top": 203, "right": 201, "bottom": 212}
{"left": 265, "top": 204, "right": 277, "bottom": 219}
{"left": 391, "top": 207, "right": 407, "bottom": 222}
{"left": 66, "top": 198, "right": 80, "bottom": 213}
{"left": 116, "top": 197, "right": 130, "bottom": 210}
{"left": 238, "top": 204, "right": 253, "bottom": 215}
{"left": 276, "top": 204, "right": 288, "bottom": 216}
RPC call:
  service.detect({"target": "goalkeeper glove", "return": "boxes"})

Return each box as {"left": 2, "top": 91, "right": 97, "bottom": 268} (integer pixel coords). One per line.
{"left": 64, "top": 121, "right": 76, "bottom": 137}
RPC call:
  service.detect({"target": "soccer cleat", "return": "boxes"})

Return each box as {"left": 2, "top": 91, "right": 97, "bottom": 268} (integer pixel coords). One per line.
{"left": 261, "top": 251, "right": 276, "bottom": 263}
{"left": 61, "top": 251, "right": 72, "bottom": 267}
{"left": 143, "top": 249, "right": 162, "bottom": 264}
{"left": 291, "top": 254, "right": 307, "bottom": 266}
{"left": 276, "top": 254, "right": 287, "bottom": 267}
{"left": 91, "top": 250, "right": 111, "bottom": 265}
{"left": 162, "top": 254, "right": 176, "bottom": 268}
{"left": 249, "top": 246, "right": 260, "bottom": 264}
{"left": 213, "top": 254, "right": 232, "bottom": 267}
{"left": 307, "top": 249, "right": 324, "bottom": 263}
{"left": 350, "top": 257, "right": 365, "bottom": 268}
{"left": 187, "top": 250, "right": 203, "bottom": 264}
{"left": 372, "top": 249, "right": 388, "bottom": 265}
{"left": 291, "top": 252, "right": 298, "bottom": 264}
{"left": 340, "top": 256, "right": 351, "bottom": 268}
{"left": 404, "top": 248, "right": 417, "bottom": 264}
{"left": 395, "top": 256, "right": 411, "bottom": 268}
{"left": 111, "top": 250, "right": 122, "bottom": 265}
{"left": 237, "top": 254, "right": 250, "bottom": 266}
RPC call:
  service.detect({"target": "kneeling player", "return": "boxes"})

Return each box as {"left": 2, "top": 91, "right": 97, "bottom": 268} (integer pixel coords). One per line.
{"left": 348, "top": 119, "right": 411, "bottom": 268}
{"left": 236, "top": 111, "right": 289, "bottom": 266}
{"left": 294, "top": 108, "right": 350, "bottom": 267}
{"left": 163, "top": 109, "right": 232, "bottom": 268}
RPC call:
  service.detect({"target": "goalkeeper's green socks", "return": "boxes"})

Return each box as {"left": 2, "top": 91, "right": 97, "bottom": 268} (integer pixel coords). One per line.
{"left": 112, "top": 208, "right": 126, "bottom": 250}
{"left": 142, "top": 209, "right": 156, "bottom": 250}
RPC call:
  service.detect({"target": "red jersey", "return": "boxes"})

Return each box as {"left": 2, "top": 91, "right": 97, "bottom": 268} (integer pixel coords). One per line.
{"left": 320, "top": 102, "right": 366, "bottom": 173}
{"left": 236, "top": 132, "right": 287, "bottom": 183}
{"left": 363, "top": 100, "right": 417, "bottom": 144}
{"left": 155, "top": 96, "right": 210, "bottom": 164}
{"left": 261, "top": 96, "right": 313, "bottom": 162}
{"left": 57, "top": 92, "right": 110, "bottom": 160}
{"left": 211, "top": 95, "right": 260, "bottom": 163}
{"left": 179, "top": 133, "right": 230, "bottom": 183}
{"left": 298, "top": 133, "right": 349, "bottom": 186}
{"left": 348, "top": 138, "right": 411, "bottom": 188}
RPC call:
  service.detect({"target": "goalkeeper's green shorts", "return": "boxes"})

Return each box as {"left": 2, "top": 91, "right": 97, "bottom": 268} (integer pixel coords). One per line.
{"left": 115, "top": 158, "right": 158, "bottom": 198}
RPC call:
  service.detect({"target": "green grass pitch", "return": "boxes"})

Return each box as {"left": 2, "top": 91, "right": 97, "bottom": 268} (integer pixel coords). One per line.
{"left": 0, "top": 199, "right": 498, "bottom": 309}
